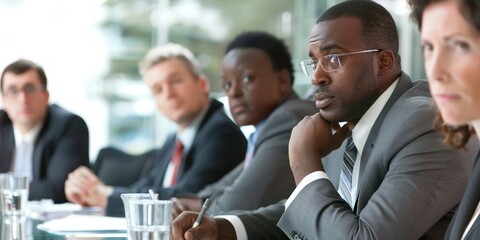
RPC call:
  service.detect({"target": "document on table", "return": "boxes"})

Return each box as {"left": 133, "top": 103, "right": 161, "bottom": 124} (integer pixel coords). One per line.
{"left": 37, "top": 214, "right": 127, "bottom": 237}
{"left": 27, "top": 200, "right": 104, "bottom": 220}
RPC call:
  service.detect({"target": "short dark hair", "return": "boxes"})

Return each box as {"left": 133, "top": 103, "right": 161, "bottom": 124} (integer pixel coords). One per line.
{"left": 408, "top": 0, "right": 480, "bottom": 31}
{"left": 317, "top": 0, "right": 399, "bottom": 53}
{"left": 225, "top": 31, "right": 294, "bottom": 85}
{"left": 1, "top": 59, "right": 48, "bottom": 92}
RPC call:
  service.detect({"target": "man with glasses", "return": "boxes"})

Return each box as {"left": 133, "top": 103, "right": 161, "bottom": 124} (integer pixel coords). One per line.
{"left": 171, "top": 1, "right": 478, "bottom": 239}
{"left": 0, "top": 59, "right": 89, "bottom": 203}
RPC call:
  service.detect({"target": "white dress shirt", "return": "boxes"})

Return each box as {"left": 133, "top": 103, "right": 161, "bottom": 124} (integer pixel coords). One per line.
{"left": 12, "top": 123, "right": 43, "bottom": 181}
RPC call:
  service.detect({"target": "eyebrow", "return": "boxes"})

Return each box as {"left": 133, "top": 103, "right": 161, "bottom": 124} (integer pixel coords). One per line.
{"left": 309, "top": 44, "right": 345, "bottom": 58}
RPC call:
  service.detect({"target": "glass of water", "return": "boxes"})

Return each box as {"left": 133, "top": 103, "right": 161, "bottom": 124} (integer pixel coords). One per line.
{"left": 0, "top": 175, "right": 29, "bottom": 216}
{"left": 121, "top": 193, "right": 152, "bottom": 239}
{"left": 124, "top": 199, "right": 172, "bottom": 240}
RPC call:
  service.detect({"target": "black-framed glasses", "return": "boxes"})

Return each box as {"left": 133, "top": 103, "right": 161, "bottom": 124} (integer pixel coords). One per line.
{"left": 2, "top": 84, "right": 46, "bottom": 98}
{"left": 300, "top": 49, "right": 380, "bottom": 77}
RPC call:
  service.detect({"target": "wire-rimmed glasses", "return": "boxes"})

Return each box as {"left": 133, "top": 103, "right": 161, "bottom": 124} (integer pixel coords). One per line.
{"left": 300, "top": 49, "right": 380, "bottom": 77}
{"left": 2, "top": 84, "right": 46, "bottom": 99}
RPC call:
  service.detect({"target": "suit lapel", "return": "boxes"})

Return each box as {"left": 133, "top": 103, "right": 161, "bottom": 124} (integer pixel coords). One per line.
{"left": 177, "top": 99, "right": 221, "bottom": 179}
{"left": 0, "top": 111, "right": 15, "bottom": 172}
{"left": 450, "top": 153, "right": 480, "bottom": 239}
{"left": 355, "top": 73, "right": 413, "bottom": 210}
{"left": 254, "top": 92, "right": 299, "bottom": 149}
{"left": 324, "top": 141, "right": 348, "bottom": 189}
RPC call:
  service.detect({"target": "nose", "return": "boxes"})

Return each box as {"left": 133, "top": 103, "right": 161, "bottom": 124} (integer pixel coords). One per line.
{"left": 163, "top": 83, "right": 176, "bottom": 99}
{"left": 226, "top": 81, "right": 243, "bottom": 98}
{"left": 426, "top": 49, "right": 449, "bottom": 83}
{"left": 311, "top": 66, "right": 330, "bottom": 86}
{"left": 16, "top": 90, "right": 28, "bottom": 103}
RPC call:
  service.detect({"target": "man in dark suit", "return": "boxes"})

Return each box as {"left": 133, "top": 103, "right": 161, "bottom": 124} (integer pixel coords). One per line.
{"left": 0, "top": 59, "right": 89, "bottom": 203}
{"left": 171, "top": 32, "right": 317, "bottom": 217}
{"left": 65, "top": 43, "right": 246, "bottom": 216}
{"left": 170, "top": 1, "right": 479, "bottom": 239}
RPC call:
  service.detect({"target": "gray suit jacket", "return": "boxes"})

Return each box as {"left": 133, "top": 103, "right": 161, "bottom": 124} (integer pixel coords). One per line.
{"left": 237, "top": 74, "right": 478, "bottom": 240}
{"left": 197, "top": 92, "right": 317, "bottom": 215}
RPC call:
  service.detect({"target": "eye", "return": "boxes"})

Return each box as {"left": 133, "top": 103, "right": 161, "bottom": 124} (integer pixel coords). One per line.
{"left": 23, "top": 84, "right": 36, "bottom": 93}
{"left": 172, "top": 78, "right": 182, "bottom": 85}
{"left": 421, "top": 43, "right": 433, "bottom": 57}
{"left": 327, "top": 54, "right": 341, "bottom": 63}
{"left": 222, "top": 80, "right": 232, "bottom": 91}
{"left": 6, "top": 88, "right": 19, "bottom": 96}
{"left": 151, "top": 86, "right": 162, "bottom": 95}
{"left": 241, "top": 74, "right": 254, "bottom": 84}
{"left": 453, "top": 41, "right": 471, "bottom": 52}
{"left": 311, "top": 60, "right": 319, "bottom": 69}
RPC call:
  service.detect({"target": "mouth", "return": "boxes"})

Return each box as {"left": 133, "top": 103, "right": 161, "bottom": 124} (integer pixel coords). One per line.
{"left": 230, "top": 104, "right": 246, "bottom": 116}
{"left": 434, "top": 93, "right": 460, "bottom": 102}
{"left": 315, "top": 93, "right": 334, "bottom": 109}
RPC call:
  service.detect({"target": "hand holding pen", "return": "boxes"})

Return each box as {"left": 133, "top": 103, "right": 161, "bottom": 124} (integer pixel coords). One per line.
{"left": 193, "top": 198, "right": 210, "bottom": 228}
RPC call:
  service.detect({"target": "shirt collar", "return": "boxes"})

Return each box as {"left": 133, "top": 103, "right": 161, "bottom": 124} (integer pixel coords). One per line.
{"left": 177, "top": 101, "right": 211, "bottom": 151}
{"left": 351, "top": 78, "right": 399, "bottom": 155}
{"left": 13, "top": 122, "right": 43, "bottom": 145}
{"left": 249, "top": 119, "right": 267, "bottom": 146}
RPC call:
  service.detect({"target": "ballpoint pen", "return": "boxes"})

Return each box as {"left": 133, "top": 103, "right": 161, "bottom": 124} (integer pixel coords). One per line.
{"left": 148, "top": 189, "right": 158, "bottom": 200}
{"left": 192, "top": 198, "right": 210, "bottom": 228}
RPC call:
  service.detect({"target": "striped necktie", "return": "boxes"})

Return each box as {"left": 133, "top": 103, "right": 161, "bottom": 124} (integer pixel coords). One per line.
{"left": 338, "top": 135, "right": 358, "bottom": 209}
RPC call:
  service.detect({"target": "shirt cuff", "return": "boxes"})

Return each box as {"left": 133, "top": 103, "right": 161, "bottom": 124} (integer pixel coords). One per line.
{"left": 215, "top": 215, "right": 248, "bottom": 240}
{"left": 285, "top": 171, "right": 329, "bottom": 209}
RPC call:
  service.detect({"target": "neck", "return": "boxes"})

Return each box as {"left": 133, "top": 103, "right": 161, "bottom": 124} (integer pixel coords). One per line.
{"left": 18, "top": 124, "right": 37, "bottom": 135}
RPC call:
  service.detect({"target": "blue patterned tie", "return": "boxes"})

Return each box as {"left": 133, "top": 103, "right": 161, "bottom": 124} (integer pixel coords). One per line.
{"left": 243, "top": 131, "right": 256, "bottom": 168}
{"left": 339, "top": 135, "right": 358, "bottom": 208}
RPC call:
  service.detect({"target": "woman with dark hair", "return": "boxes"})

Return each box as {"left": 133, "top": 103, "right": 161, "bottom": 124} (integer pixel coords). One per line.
{"left": 409, "top": 0, "right": 480, "bottom": 239}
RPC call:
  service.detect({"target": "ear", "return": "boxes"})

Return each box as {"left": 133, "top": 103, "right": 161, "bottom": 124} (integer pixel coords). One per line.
{"left": 277, "top": 69, "right": 292, "bottom": 96}
{"left": 44, "top": 90, "right": 50, "bottom": 101}
{"left": 375, "top": 49, "right": 395, "bottom": 77}
{"left": 198, "top": 75, "right": 210, "bottom": 94}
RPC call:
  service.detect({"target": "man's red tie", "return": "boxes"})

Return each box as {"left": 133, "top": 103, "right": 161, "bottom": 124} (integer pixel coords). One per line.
{"left": 170, "top": 140, "right": 184, "bottom": 186}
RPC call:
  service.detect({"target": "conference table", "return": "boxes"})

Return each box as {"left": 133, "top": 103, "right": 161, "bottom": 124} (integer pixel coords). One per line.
{"left": 1, "top": 216, "right": 128, "bottom": 240}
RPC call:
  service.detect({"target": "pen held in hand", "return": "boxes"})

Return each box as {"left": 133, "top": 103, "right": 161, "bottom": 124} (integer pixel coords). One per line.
{"left": 192, "top": 198, "right": 210, "bottom": 228}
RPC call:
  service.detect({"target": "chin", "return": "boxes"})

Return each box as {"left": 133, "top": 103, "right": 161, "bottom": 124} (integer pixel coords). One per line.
{"left": 441, "top": 114, "right": 470, "bottom": 126}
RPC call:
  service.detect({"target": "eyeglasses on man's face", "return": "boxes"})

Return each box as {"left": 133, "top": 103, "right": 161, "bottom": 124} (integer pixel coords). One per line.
{"left": 300, "top": 49, "right": 380, "bottom": 77}
{"left": 2, "top": 84, "right": 46, "bottom": 99}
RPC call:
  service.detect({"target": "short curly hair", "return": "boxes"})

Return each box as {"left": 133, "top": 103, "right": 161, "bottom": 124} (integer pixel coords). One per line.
{"left": 225, "top": 31, "right": 294, "bottom": 85}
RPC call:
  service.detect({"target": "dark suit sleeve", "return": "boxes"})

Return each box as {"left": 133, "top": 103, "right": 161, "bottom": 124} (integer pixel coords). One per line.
{"left": 29, "top": 115, "right": 89, "bottom": 203}
{"left": 277, "top": 100, "right": 478, "bottom": 239}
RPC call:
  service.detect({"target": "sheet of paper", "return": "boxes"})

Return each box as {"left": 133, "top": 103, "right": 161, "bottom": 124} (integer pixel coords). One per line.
{"left": 37, "top": 214, "right": 127, "bottom": 232}
{"left": 27, "top": 201, "right": 103, "bottom": 220}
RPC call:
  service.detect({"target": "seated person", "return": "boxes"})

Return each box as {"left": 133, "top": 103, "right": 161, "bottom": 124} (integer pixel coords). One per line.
{"left": 170, "top": 1, "right": 479, "bottom": 239}
{"left": 65, "top": 43, "right": 246, "bottom": 216}
{"left": 172, "top": 31, "right": 317, "bottom": 216}
{"left": 0, "top": 59, "right": 89, "bottom": 203}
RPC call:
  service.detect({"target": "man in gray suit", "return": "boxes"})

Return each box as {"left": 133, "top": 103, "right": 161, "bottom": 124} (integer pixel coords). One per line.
{"left": 170, "top": 1, "right": 479, "bottom": 239}
{"left": 171, "top": 31, "right": 317, "bottom": 217}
